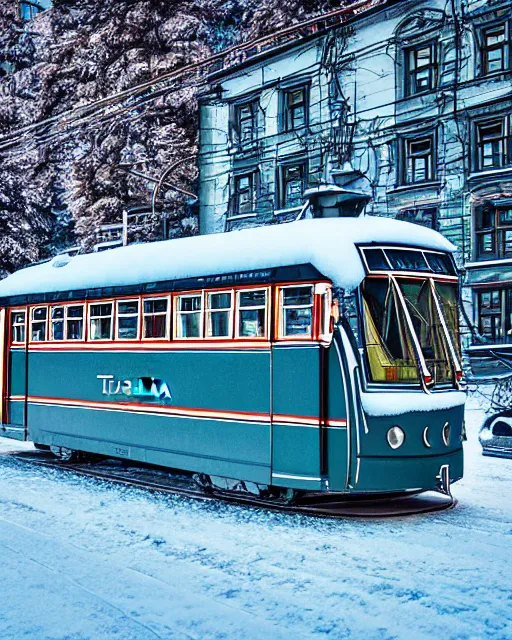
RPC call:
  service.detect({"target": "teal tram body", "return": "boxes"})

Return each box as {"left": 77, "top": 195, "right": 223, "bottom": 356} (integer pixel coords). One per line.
{"left": 0, "top": 218, "right": 466, "bottom": 496}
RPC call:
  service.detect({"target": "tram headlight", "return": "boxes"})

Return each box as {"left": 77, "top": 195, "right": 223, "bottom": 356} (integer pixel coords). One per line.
{"left": 387, "top": 426, "right": 405, "bottom": 450}
{"left": 442, "top": 422, "right": 451, "bottom": 447}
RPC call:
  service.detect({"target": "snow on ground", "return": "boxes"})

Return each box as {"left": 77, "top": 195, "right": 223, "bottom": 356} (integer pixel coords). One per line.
{"left": 0, "top": 397, "right": 511, "bottom": 640}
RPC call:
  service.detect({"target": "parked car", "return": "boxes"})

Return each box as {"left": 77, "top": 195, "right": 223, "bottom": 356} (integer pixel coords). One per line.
{"left": 479, "top": 411, "right": 512, "bottom": 459}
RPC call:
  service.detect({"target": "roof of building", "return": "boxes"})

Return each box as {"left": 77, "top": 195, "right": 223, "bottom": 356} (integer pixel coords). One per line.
{"left": 0, "top": 216, "right": 456, "bottom": 301}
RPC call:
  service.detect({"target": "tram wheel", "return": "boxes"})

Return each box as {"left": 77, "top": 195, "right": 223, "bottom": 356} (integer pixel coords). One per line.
{"left": 50, "top": 445, "right": 78, "bottom": 462}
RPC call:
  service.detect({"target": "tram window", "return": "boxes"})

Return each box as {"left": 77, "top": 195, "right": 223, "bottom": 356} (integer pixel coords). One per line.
{"left": 237, "top": 289, "right": 267, "bottom": 338}
{"left": 206, "top": 292, "right": 233, "bottom": 338}
{"left": 176, "top": 294, "right": 202, "bottom": 339}
{"left": 66, "top": 305, "right": 84, "bottom": 340}
{"left": 363, "top": 249, "right": 389, "bottom": 271}
{"left": 51, "top": 307, "right": 65, "bottom": 341}
{"left": 425, "top": 253, "right": 454, "bottom": 275}
{"left": 385, "top": 249, "right": 429, "bottom": 272}
{"left": 143, "top": 298, "right": 169, "bottom": 339}
{"left": 117, "top": 300, "right": 139, "bottom": 340}
{"left": 89, "top": 303, "right": 113, "bottom": 341}
{"left": 281, "top": 286, "right": 314, "bottom": 337}
{"left": 11, "top": 311, "right": 26, "bottom": 344}
{"left": 31, "top": 307, "right": 48, "bottom": 342}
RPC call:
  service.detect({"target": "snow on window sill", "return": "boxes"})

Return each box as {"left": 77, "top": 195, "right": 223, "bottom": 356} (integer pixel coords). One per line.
{"left": 226, "top": 212, "right": 258, "bottom": 221}
{"left": 387, "top": 181, "right": 442, "bottom": 194}
{"left": 274, "top": 206, "right": 303, "bottom": 216}
{"left": 469, "top": 166, "right": 512, "bottom": 180}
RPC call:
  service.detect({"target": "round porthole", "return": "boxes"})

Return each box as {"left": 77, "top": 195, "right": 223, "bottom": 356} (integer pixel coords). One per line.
{"left": 387, "top": 426, "right": 405, "bottom": 450}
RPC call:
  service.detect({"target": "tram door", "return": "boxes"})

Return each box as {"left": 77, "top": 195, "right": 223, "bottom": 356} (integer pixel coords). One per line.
{"left": 1, "top": 308, "right": 28, "bottom": 440}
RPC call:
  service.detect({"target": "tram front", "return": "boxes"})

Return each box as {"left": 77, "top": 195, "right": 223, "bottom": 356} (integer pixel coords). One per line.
{"left": 337, "top": 245, "right": 466, "bottom": 496}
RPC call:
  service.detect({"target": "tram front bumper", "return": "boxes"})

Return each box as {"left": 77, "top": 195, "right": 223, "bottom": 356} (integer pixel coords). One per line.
{"left": 353, "top": 448, "right": 463, "bottom": 494}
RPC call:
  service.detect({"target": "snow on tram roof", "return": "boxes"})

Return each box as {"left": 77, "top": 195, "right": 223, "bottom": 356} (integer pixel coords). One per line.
{"left": 0, "top": 217, "right": 456, "bottom": 298}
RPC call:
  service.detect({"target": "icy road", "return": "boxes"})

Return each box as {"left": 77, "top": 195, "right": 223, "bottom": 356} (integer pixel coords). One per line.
{"left": 0, "top": 396, "right": 511, "bottom": 640}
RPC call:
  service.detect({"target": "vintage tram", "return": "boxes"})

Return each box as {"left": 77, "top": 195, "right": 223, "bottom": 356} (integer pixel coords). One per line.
{"left": 0, "top": 217, "right": 466, "bottom": 496}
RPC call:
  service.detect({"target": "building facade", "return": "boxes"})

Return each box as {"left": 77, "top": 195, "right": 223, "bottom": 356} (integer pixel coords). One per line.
{"left": 198, "top": 0, "right": 512, "bottom": 367}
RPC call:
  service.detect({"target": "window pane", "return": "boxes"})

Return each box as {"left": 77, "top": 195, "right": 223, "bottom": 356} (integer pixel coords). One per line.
{"left": 52, "top": 307, "right": 64, "bottom": 319}
{"left": 239, "top": 309, "right": 266, "bottom": 337}
{"left": 425, "top": 253, "right": 454, "bottom": 275}
{"left": 239, "top": 290, "right": 266, "bottom": 307}
{"left": 363, "top": 249, "right": 389, "bottom": 270}
{"left": 499, "top": 209, "right": 512, "bottom": 225}
{"left": 180, "top": 313, "right": 201, "bottom": 338}
{"left": 12, "top": 312, "right": 25, "bottom": 325}
{"left": 209, "top": 311, "right": 230, "bottom": 337}
{"left": 385, "top": 249, "right": 429, "bottom": 271}
{"left": 67, "top": 305, "right": 83, "bottom": 318}
{"left": 209, "top": 292, "right": 231, "bottom": 309}
{"left": 51, "top": 321, "right": 64, "bottom": 341}
{"left": 180, "top": 296, "right": 201, "bottom": 312}
{"left": 479, "top": 233, "right": 494, "bottom": 254}
{"left": 33, "top": 308, "right": 47, "bottom": 321}
{"left": 284, "top": 308, "right": 312, "bottom": 336}
{"left": 31, "top": 322, "right": 46, "bottom": 342}
{"left": 144, "top": 315, "right": 167, "bottom": 339}
{"left": 118, "top": 316, "right": 138, "bottom": 339}
{"left": 90, "top": 318, "right": 111, "bottom": 340}
{"left": 118, "top": 301, "right": 139, "bottom": 315}
{"left": 67, "top": 319, "right": 83, "bottom": 341}
{"left": 90, "top": 304, "right": 112, "bottom": 317}
{"left": 283, "top": 286, "right": 313, "bottom": 306}
{"left": 144, "top": 299, "right": 168, "bottom": 314}
{"left": 13, "top": 326, "right": 25, "bottom": 343}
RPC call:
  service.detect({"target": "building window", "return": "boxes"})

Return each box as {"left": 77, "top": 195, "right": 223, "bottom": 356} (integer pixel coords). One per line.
{"left": 403, "top": 136, "right": 435, "bottom": 184}
{"left": 234, "top": 101, "right": 258, "bottom": 146}
{"left": 143, "top": 298, "right": 169, "bottom": 339}
{"left": 481, "top": 23, "right": 509, "bottom": 75}
{"left": 89, "top": 303, "right": 113, "bottom": 341}
{"left": 176, "top": 294, "right": 202, "bottom": 339}
{"left": 31, "top": 307, "right": 47, "bottom": 342}
{"left": 475, "top": 202, "right": 512, "bottom": 260}
{"left": 11, "top": 310, "right": 26, "bottom": 344}
{"left": 232, "top": 172, "right": 257, "bottom": 218}
{"left": 278, "top": 162, "right": 306, "bottom": 210}
{"left": 237, "top": 289, "right": 267, "bottom": 338}
{"left": 206, "top": 292, "right": 233, "bottom": 338}
{"left": 51, "top": 307, "right": 65, "bottom": 341}
{"left": 478, "top": 289, "right": 509, "bottom": 343}
{"left": 19, "top": 1, "right": 44, "bottom": 21}
{"left": 66, "top": 305, "right": 84, "bottom": 340}
{"left": 282, "top": 86, "right": 308, "bottom": 131}
{"left": 475, "top": 119, "right": 508, "bottom": 170}
{"left": 280, "top": 286, "right": 314, "bottom": 337}
{"left": 405, "top": 42, "right": 436, "bottom": 96}
{"left": 116, "top": 300, "right": 139, "bottom": 340}
{"left": 396, "top": 206, "right": 438, "bottom": 229}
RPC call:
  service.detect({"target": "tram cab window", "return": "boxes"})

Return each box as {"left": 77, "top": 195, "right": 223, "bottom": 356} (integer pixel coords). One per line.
{"left": 67, "top": 305, "right": 84, "bottom": 340}
{"left": 280, "top": 286, "right": 314, "bottom": 337}
{"left": 206, "top": 292, "right": 233, "bottom": 338}
{"left": 51, "top": 307, "right": 65, "bottom": 341}
{"left": 90, "top": 303, "right": 113, "bottom": 341}
{"left": 11, "top": 310, "right": 26, "bottom": 344}
{"left": 143, "top": 298, "right": 169, "bottom": 339}
{"left": 237, "top": 289, "right": 267, "bottom": 338}
{"left": 31, "top": 307, "right": 48, "bottom": 342}
{"left": 176, "top": 294, "right": 202, "bottom": 339}
{"left": 117, "top": 300, "right": 139, "bottom": 340}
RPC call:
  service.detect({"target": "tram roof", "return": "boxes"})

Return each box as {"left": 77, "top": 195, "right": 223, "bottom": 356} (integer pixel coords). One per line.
{"left": 0, "top": 217, "right": 456, "bottom": 302}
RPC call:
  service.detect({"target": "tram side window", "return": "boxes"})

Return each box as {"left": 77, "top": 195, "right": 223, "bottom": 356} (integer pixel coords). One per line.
{"left": 280, "top": 286, "right": 314, "bottom": 337}
{"left": 206, "top": 292, "right": 233, "bottom": 338}
{"left": 51, "top": 307, "right": 65, "bottom": 340}
{"left": 67, "top": 305, "right": 84, "bottom": 340}
{"left": 143, "top": 298, "right": 169, "bottom": 339}
{"left": 11, "top": 311, "right": 26, "bottom": 344}
{"left": 90, "top": 303, "right": 113, "bottom": 341}
{"left": 176, "top": 294, "right": 202, "bottom": 339}
{"left": 31, "top": 307, "right": 48, "bottom": 342}
{"left": 238, "top": 289, "right": 267, "bottom": 338}
{"left": 117, "top": 300, "right": 139, "bottom": 340}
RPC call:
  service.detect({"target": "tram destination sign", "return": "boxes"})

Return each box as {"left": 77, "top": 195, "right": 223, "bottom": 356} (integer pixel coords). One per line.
{"left": 97, "top": 375, "right": 172, "bottom": 401}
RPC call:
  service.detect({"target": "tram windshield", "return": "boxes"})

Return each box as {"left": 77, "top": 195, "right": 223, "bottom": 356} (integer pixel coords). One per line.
{"left": 362, "top": 276, "right": 460, "bottom": 387}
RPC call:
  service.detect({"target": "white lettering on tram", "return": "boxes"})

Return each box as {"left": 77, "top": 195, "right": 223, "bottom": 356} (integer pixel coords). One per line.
{"left": 97, "top": 375, "right": 172, "bottom": 401}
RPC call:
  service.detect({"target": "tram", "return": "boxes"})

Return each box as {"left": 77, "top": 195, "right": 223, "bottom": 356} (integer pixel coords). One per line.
{"left": 0, "top": 217, "right": 466, "bottom": 496}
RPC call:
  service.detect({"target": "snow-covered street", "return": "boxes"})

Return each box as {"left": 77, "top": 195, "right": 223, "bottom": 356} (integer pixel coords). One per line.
{"left": 0, "top": 396, "right": 511, "bottom": 640}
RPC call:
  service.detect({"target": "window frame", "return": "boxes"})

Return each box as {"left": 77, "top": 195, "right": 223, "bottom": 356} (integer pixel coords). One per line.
{"left": 205, "top": 290, "right": 234, "bottom": 340}
{"left": 10, "top": 308, "right": 27, "bottom": 345}
{"left": 475, "top": 202, "right": 512, "bottom": 260}
{"left": 280, "top": 85, "right": 309, "bottom": 132}
{"left": 50, "top": 306, "right": 65, "bottom": 342}
{"left": 480, "top": 21, "right": 509, "bottom": 76}
{"left": 235, "top": 287, "right": 270, "bottom": 340}
{"left": 142, "top": 295, "right": 171, "bottom": 341}
{"left": 174, "top": 291, "right": 204, "bottom": 340}
{"left": 30, "top": 306, "right": 48, "bottom": 343}
{"left": 402, "top": 135, "right": 436, "bottom": 185}
{"left": 230, "top": 170, "right": 258, "bottom": 220}
{"left": 404, "top": 41, "right": 437, "bottom": 97}
{"left": 233, "top": 99, "right": 258, "bottom": 147}
{"left": 276, "top": 284, "right": 316, "bottom": 340}
{"left": 277, "top": 159, "right": 307, "bottom": 211}
{"left": 65, "top": 304, "right": 85, "bottom": 342}
{"left": 88, "top": 300, "right": 114, "bottom": 342}
{"left": 474, "top": 117, "right": 509, "bottom": 171}
{"left": 477, "top": 288, "right": 507, "bottom": 343}
{"left": 116, "top": 298, "right": 141, "bottom": 342}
